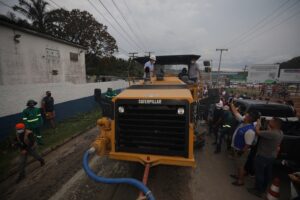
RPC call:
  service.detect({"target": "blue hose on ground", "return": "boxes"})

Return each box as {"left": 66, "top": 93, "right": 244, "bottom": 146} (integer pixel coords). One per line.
{"left": 82, "top": 148, "right": 155, "bottom": 200}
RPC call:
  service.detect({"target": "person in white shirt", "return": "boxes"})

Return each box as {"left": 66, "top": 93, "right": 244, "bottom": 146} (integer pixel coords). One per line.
{"left": 144, "top": 55, "right": 156, "bottom": 78}
{"left": 188, "top": 58, "right": 200, "bottom": 82}
{"left": 229, "top": 102, "right": 260, "bottom": 186}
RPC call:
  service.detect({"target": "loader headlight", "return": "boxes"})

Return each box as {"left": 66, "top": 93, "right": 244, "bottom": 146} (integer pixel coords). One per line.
{"left": 177, "top": 107, "right": 185, "bottom": 115}
{"left": 118, "top": 106, "right": 125, "bottom": 113}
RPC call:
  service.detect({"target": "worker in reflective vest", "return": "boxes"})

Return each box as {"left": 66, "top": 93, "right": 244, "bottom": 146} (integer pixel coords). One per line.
{"left": 215, "top": 105, "right": 233, "bottom": 153}
{"left": 22, "top": 100, "right": 43, "bottom": 145}
{"left": 105, "top": 88, "right": 117, "bottom": 100}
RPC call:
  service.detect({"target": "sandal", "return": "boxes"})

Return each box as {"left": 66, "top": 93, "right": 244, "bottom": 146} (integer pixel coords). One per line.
{"left": 232, "top": 181, "right": 244, "bottom": 186}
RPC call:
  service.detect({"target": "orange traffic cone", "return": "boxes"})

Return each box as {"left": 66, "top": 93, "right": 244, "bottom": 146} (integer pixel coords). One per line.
{"left": 265, "top": 178, "right": 280, "bottom": 200}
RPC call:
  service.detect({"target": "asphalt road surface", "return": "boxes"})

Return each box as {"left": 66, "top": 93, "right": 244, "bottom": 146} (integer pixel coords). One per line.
{"left": 0, "top": 126, "right": 291, "bottom": 200}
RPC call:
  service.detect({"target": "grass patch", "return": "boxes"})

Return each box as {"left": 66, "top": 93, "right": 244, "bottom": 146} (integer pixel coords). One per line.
{"left": 0, "top": 107, "right": 101, "bottom": 180}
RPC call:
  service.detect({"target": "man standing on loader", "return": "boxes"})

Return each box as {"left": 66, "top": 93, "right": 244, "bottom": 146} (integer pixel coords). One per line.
{"left": 188, "top": 58, "right": 200, "bottom": 83}
{"left": 22, "top": 100, "right": 43, "bottom": 145}
{"left": 144, "top": 55, "right": 156, "bottom": 78}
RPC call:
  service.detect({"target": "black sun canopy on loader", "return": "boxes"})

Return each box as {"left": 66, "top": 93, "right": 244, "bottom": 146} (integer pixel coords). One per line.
{"left": 134, "top": 54, "right": 201, "bottom": 65}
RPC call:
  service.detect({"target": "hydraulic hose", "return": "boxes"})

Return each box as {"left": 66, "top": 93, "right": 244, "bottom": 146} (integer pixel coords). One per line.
{"left": 82, "top": 148, "right": 155, "bottom": 200}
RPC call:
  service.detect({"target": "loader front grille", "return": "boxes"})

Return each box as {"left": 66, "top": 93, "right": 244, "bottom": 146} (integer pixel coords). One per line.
{"left": 115, "top": 99, "right": 189, "bottom": 157}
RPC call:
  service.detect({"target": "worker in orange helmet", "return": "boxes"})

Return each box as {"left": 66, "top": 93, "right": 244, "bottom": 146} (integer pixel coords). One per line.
{"left": 13, "top": 123, "right": 45, "bottom": 183}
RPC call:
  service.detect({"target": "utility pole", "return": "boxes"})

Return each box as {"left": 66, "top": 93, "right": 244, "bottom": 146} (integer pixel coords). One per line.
{"left": 244, "top": 65, "right": 248, "bottom": 72}
{"left": 216, "top": 48, "right": 228, "bottom": 87}
{"left": 127, "top": 52, "right": 138, "bottom": 83}
{"left": 145, "top": 51, "right": 154, "bottom": 57}
{"left": 129, "top": 52, "right": 138, "bottom": 59}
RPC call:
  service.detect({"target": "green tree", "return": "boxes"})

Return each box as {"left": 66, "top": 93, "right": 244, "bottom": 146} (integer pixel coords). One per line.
{"left": 13, "top": 0, "right": 49, "bottom": 32}
{"left": 46, "top": 9, "right": 118, "bottom": 57}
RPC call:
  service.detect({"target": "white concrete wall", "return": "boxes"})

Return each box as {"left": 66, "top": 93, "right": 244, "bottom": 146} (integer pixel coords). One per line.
{"left": 0, "top": 24, "right": 86, "bottom": 85}
{"left": 0, "top": 80, "right": 128, "bottom": 117}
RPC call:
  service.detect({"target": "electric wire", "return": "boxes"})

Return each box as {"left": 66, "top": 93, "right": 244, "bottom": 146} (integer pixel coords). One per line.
{"left": 97, "top": 0, "right": 143, "bottom": 51}
{"left": 122, "top": 0, "right": 150, "bottom": 48}
{"left": 48, "top": 0, "right": 62, "bottom": 9}
{"left": 47, "top": 0, "right": 130, "bottom": 55}
{"left": 223, "top": 0, "right": 294, "bottom": 47}
{"left": 228, "top": 0, "right": 300, "bottom": 48}
{"left": 111, "top": 0, "right": 147, "bottom": 50}
{"left": 230, "top": 8, "right": 300, "bottom": 49}
{"left": 0, "top": 1, "right": 12, "bottom": 8}
{"left": 87, "top": 0, "right": 132, "bottom": 53}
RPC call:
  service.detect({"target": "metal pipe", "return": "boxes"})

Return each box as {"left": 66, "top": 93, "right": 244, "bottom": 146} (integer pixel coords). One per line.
{"left": 138, "top": 163, "right": 151, "bottom": 198}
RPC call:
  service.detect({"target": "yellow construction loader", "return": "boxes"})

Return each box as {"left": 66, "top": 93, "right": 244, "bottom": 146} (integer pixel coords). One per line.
{"left": 83, "top": 55, "right": 216, "bottom": 200}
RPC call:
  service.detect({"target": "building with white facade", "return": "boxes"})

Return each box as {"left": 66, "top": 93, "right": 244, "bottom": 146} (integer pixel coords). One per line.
{"left": 0, "top": 20, "right": 127, "bottom": 141}
{"left": 0, "top": 20, "right": 86, "bottom": 85}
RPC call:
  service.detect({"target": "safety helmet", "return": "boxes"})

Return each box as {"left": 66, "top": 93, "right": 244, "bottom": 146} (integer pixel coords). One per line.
{"left": 26, "top": 99, "right": 37, "bottom": 107}
{"left": 150, "top": 55, "right": 156, "bottom": 61}
{"left": 16, "top": 123, "right": 25, "bottom": 130}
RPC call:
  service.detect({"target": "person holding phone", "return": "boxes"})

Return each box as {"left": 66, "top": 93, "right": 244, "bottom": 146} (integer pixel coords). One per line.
{"left": 248, "top": 117, "right": 283, "bottom": 197}
{"left": 230, "top": 102, "right": 260, "bottom": 186}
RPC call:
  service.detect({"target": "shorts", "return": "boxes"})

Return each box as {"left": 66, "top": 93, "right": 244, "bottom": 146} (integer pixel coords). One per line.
{"left": 45, "top": 112, "right": 55, "bottom": 119}
{"left": 233, "top": 149, "right": 250, "bottom": 169}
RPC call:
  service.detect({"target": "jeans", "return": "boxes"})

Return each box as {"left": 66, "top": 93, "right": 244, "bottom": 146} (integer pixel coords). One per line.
{"left": 216, "top": 127, "right": 230, "bottom": 151}
{"left": 255, "top": 155, "right": 275, "bottom": 193}
{"left": 245, "top": 144, "right": 258, "bottom": 175}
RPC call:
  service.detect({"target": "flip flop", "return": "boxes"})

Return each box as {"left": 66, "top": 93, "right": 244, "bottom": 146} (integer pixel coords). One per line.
{"left": 232, "top": 181, "right": 244, "bottom": 186}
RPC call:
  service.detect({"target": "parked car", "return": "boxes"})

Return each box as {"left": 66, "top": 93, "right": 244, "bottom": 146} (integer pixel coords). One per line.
{"left": 233, "top": 99, "right": 300, "bottom": 165}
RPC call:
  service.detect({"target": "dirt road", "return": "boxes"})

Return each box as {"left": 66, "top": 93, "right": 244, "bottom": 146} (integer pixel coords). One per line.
{"left": 0, "top": 127, "right": 290, "bottom": 200}
{"left": 0, "top": 127, "right": 98, "bottom": 200}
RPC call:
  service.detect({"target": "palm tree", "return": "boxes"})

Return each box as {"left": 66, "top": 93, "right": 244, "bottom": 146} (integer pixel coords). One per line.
{"left": 13, "top": 0, "right": 49, "bottom": 32}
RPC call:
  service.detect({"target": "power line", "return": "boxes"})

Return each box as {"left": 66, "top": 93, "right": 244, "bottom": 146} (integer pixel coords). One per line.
{"left": 97, "top": 0, "right": 143, "bottom": 51}
{"left": 228, "top": 0, "right": 300, "bottom": 48}
{"left": 111, "top": 0, "right": 147, "bottom": 50}
{"left": 47, "top": 0, "right": 62, "bottom": 9}
{"left": 0, "top": 1, "right": 12, "bottom": 9}
{"left": 116, "top": 45, "right": 128, "bottom": 54}
{"left": 87, "top": 0, "right": 133, "bottom": 51}
{"left": 223, "top": 0, "right": 294, "bottom": 47}
{"left": 122, "top": 0, "right": 150, "bottom": 48}
{"left": 230, "top": 8, "right": 300, "bottom": 49}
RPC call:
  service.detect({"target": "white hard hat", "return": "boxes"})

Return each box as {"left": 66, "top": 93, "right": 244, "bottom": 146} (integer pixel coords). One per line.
{"left": 150, "top": 55, "right": 156, "bottom": 61}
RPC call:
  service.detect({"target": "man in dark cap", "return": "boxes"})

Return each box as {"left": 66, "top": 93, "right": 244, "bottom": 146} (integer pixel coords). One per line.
{"left": 42, "top": 91, "right": 55, "bottom": 128}
{"left": 22, "top": 100, "right": 43, "bottom": 145}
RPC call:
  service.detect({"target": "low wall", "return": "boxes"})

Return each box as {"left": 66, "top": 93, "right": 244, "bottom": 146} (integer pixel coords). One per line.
{"left": 0, "top": 80, "right": 128, "bottom": 141}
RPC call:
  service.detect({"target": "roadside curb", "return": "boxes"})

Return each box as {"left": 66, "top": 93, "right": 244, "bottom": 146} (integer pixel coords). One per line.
{"left": 0, "top": 124, "right": 96, "bottom": 183}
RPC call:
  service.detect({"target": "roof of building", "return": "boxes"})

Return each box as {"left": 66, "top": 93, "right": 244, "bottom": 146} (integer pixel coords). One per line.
{"left": 134, "top": 54, "right": 201, "bottom": 65}
{"left": 0, "top": 18, "right": 87, "bottom": 50}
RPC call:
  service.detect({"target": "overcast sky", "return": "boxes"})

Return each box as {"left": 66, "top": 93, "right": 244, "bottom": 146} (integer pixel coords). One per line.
{"left": 1, "top": 0, "right": 300, "bottom": 71}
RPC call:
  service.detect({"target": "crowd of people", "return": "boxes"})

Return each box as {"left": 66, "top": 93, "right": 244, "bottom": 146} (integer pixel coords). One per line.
{"left": 208, "top": 91, "right": 286, "bottom": 198}
{"left": 258, "top": 83, "right": 290, "bottom": 98}
{"left": 13, "top": 91, "right": 55, "bottom": 183}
